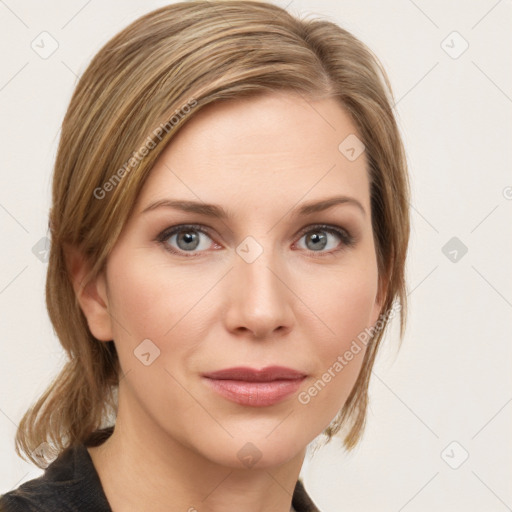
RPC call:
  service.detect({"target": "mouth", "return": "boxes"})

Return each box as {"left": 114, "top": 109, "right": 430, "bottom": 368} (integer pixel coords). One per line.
{"left": 201, "top": 366, "right": 307, "bottom": 407}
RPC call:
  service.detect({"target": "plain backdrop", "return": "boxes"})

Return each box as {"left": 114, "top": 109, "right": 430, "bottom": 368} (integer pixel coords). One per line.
{"left": 1, "top": 1, "right": 511, "bottom": 510}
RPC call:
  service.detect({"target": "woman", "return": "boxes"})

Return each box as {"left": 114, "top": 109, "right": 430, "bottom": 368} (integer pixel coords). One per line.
{"left": 0, "top": 1, "right": 410, "bottom": 511}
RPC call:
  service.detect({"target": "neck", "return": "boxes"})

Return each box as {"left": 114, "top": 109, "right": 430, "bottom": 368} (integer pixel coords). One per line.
{"left": 87, "top": 386, "right": 305, "bottom": 512}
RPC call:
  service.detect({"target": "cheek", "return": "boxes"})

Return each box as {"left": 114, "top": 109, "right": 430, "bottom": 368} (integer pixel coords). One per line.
{"left": 103, "top": 254, "right": 201, "bottom": 405}
{"left": 104, "top": 250, "right": 217, "bottom": 385}
{"left": 106, "top": 252, "right": 198, "bottom": 340}
{"left": 295, "top": 262, "right": 378, "bottom": 411}
{"left": 299, "top": 258, "right": 379, "bottom": 346}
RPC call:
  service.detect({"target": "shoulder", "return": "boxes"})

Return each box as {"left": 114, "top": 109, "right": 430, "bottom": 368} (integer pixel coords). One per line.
{"left": 0, "top": 442, "right": 111, "bottom": 512}
{"left": 293, "top": 478, "right": 322, "bottom": 512}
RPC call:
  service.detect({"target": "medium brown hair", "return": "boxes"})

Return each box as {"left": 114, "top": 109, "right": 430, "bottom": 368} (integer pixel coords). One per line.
{"left": 15, "top": 0, "right": 410, "bottom": 467}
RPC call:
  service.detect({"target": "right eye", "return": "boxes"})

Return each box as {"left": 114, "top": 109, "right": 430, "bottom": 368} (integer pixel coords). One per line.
{"left": 156, "top": 224, "right": 220, "bottom": 257}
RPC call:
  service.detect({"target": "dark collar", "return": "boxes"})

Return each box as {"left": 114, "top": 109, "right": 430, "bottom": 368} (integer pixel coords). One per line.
{"left": 0, "top": 440, "right": 112, "bottom": 511}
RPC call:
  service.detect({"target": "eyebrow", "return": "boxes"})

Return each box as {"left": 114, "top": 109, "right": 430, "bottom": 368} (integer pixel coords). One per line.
{"left": 141, "top": 195, "right": 366, "bottom": 218}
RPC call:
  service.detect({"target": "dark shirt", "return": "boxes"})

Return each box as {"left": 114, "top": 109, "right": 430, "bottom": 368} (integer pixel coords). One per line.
{"left": 0, "top": 427, "right": 321, "bottom": 512}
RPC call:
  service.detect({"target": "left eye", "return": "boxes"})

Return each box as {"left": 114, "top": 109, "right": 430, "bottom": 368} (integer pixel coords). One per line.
{"left": 294, "top": 225, "right": 354, "bottom": 254}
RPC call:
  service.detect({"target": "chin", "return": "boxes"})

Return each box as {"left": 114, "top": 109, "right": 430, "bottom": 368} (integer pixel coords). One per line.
{"left": 197, "top": 431, "right": 309, "bottom": 470}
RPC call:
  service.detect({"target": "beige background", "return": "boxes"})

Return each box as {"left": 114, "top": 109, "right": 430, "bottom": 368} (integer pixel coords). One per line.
{"left": 1, "top": 1, "right": 511, "bottom": 510}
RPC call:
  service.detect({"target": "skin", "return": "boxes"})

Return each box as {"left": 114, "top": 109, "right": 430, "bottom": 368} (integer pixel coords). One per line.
{"left": 70, "top": 91, "right": 384, "bottom": 512}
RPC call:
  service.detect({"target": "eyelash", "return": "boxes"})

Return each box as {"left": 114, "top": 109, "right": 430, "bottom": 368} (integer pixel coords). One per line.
{"left": 155, "top": 223, "right": 356, "bottom": 258}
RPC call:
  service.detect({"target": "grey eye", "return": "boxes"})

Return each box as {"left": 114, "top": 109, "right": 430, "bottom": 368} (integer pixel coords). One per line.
{"left": 304, "top": 231, "right": 328, "bottom": 251}
{"left": 164, "top": 227, "right": 213, "bottom": 253}
{"left": 297, "top": 228, "right": 345, "bottom": 252}
{"left": 175, "top": 230, "right": 201, "bottom": 251}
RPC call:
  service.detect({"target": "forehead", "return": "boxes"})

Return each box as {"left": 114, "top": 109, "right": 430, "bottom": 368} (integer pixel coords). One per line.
{"left": 136, "top": 92, "right": 370, "bottom": 215}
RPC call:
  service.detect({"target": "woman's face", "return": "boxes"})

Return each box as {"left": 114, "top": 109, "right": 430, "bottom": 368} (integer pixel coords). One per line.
{"left": 87, "top": 92, "right": 383, "bottom": 469}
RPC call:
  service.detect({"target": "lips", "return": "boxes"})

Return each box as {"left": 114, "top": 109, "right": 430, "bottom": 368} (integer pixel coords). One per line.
{"left": 202, "top": 366, "right": 306, "bottom": 381}
{"left": 202, "top": 366, "right": 307, "bottom": 407}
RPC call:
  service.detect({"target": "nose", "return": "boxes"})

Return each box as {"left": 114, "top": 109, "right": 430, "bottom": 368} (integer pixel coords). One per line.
{"left": 224, "top": 245, "right": 295, "bottom": 340}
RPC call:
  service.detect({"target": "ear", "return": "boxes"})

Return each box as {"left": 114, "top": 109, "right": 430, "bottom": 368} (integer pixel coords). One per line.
{"left": 64, "top": 243, "right": 113, "bottom": 342}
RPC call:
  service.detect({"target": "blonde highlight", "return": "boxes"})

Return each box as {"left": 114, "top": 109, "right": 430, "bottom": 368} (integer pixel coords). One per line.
{"left": 15, "top": 0, "right": 410, "bottom": 467}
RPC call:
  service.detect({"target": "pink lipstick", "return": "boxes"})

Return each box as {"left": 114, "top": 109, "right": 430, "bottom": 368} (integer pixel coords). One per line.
{"left": 202, "top": 366, "right": 306, "bottom": 407}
